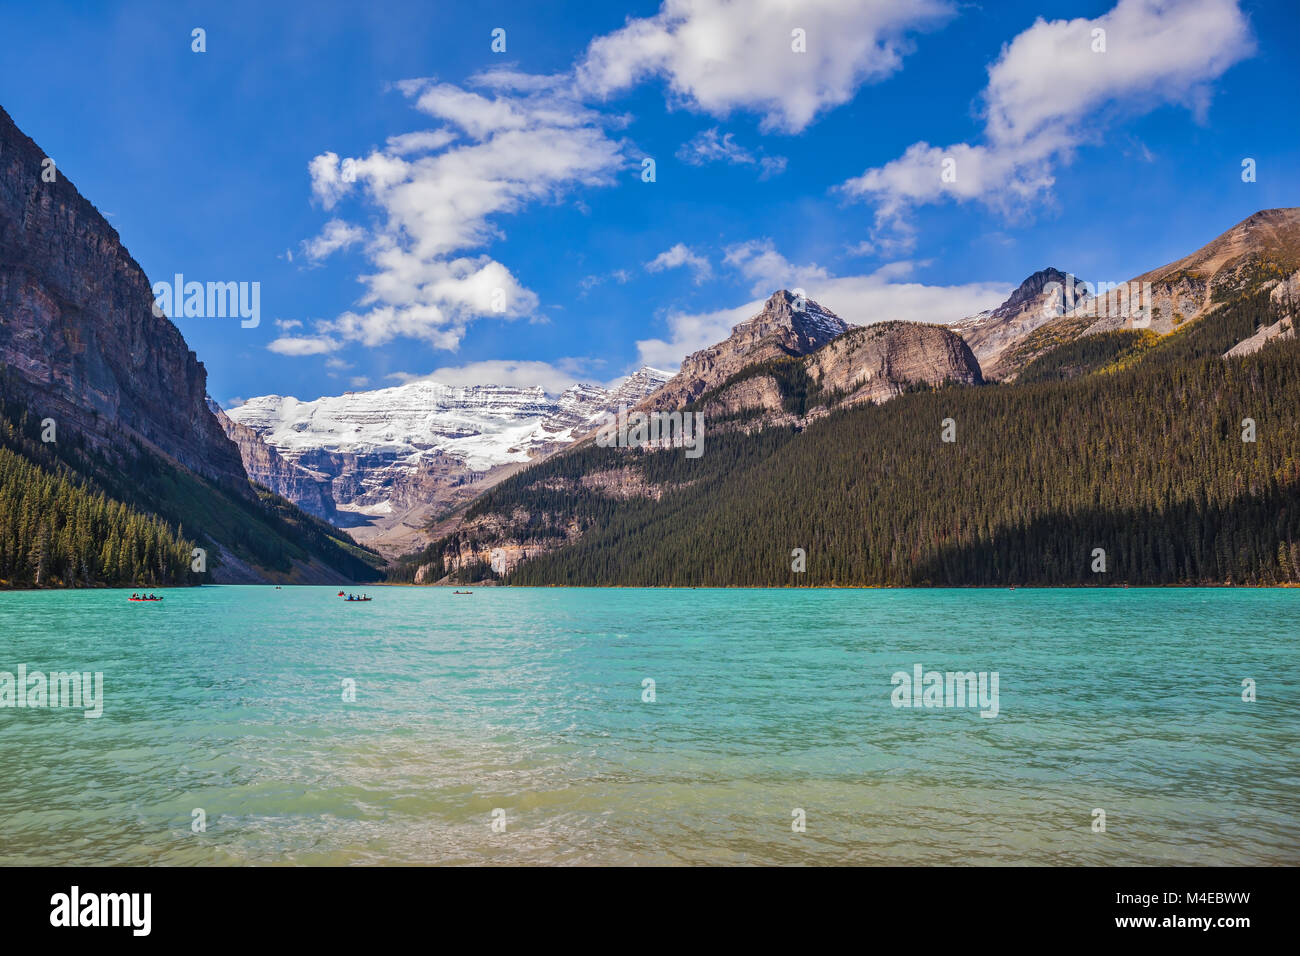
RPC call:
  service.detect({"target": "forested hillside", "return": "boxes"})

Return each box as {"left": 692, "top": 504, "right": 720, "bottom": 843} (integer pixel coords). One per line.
{"left": 0, "top": 377, "right": 384, "bottom": 588}
{"left": 413, "top": 287, "right": 1300, "bottom": 587}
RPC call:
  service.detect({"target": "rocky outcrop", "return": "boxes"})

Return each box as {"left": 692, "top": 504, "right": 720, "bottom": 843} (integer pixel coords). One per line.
{"left": 0, "top": 104, "right": 247, "bottom": 490}
{"left": 694, "top": 320, "right": 982, "bottom": 423}
{"left": 805, "top": 320, "right": 983, "bottom": 404}
{"left": 207, "top": 398, "right": 336, "bottom": 518}
{"left": 641, "top": 290, "right": 848, "bottom": 412}
{"left": 704, "top": 374, "right": 787, "bottom": 416}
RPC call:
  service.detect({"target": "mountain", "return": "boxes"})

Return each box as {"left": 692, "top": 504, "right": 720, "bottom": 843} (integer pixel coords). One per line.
{"left": 224, "top": 368, "right": 670, "bottom": 554}
{"left": 394, "top": 294, "right": 983, "bottom": 581}
{"left": 0, "top": 105, "right": 246, "bottom": 489}
{"left": 399, "top": 270, "right": 1300, "bottom": 588}
{"left": 640, "top": 290, "right": 849, "bottom": 413}
{"left": 207, "top": 398, "right": 337, "bottom": 519}
{"left": 390, "top": 212, "right": 1300, "bottom": 587}
{"left": 688, "top": 319, "right": 982, "bottom": 426}
{"left": 950, "top": 268, "right": 1086, "bottom": 380}
{"left": 0, "top": 104, "right": 381, "bottom": 586}
{"left": 998, "top": 208, "right": 1300, "bottom": 379}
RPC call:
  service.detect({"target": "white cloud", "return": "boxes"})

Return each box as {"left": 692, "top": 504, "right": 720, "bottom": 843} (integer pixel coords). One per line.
{"left": 301, "top": 219, "right": 366, "bottom": 262}
{"left": 280, "top": 72, "right": 628, "bottom": 357}
{"left": 388, "top": 359, "right": 590, "bottom": 393}
{"left": 723, "top": 239, "right": 831, "bottom": 293}
{"left": 267, "top": 335, "right": 341, "bottom": 356}
{"left": 384, "top": 129, "right": 457, "bottom": 155}
{"left": 841, "top": 0, "right": 1254, "bottom": 226}
{"left": 578, "top": 0, "right": 954, "bottom": 133}
{"left": 274, "top": 318, "right": 303, "bottom": 331}
{"left": 646, "top": 243, "right": 713, "bottom": 283}
{"left": 636, "top": 241, "right": 1010, "bottom": 367}
{"left": 676, "top": 128, "right": 787, "bottom": 178}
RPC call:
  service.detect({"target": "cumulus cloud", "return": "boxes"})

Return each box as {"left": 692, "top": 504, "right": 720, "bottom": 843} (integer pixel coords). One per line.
{"left": 577, "top": 0, "right": 954, "bottom": 133}
{"left": 636, "top": 240, "right": 1010, "bottom": 368}
{"left": 841, "top": 0, "right": 1255, "bottom": 228}
{"left": 646, "top": 243, "right": 713, "bottom": 283}
{"left": 273, "top": 72, "right": 628, "bottom": 357}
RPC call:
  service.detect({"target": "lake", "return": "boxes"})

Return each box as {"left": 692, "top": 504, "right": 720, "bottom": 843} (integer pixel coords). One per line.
{"left": 0, "top": 586, "right": 1295, "bottom": 865}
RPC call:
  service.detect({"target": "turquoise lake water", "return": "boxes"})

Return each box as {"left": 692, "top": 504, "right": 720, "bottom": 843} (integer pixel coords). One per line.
{"left": 0, "top": 586, "right": 1296, "bottom": 865}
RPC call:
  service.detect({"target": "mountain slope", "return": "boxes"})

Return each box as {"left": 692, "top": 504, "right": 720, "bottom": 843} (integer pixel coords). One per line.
{"left": 208, "top": 398, "right": 337, "bottom": 519}
{"left": 395, "top": 295, "right": 985, "bottom": 581}
{"left": 0, "top": 104, "right": 246, "bottom": 488}
{"left": 223, "top": 368, "right": 671, "bottom": 558}
{"left": 999, "top": 208, "right": 1300, "bottom": 379}
{"left": 0, "top": 104, "right": 381, "bottom": 586}
{"left": 688, "top": 319, "right": 982, "bottom": 424}
{"left": 227, "top": 369, "right": 671, "bottom": 514}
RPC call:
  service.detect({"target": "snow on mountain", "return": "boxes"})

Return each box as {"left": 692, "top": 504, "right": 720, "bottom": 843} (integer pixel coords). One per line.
{"left": 225, "top": 368, "right": 672, "bottom": 514}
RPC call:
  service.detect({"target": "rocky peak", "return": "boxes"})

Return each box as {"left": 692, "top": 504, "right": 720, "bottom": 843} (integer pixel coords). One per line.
{"left": 742, "top": 289, "right": 851, "bottom": 347}
{"left": 999, "top": 268, "right": 1072, "bottom": 314}
{"left": 951, "top": 268, "right": 1086, "bottom": 380}
{"left": 207, "top": 397, "right": 337, "bottom": 518}
{"left": 641, "top": 291, "right": 850, "bottom": 412}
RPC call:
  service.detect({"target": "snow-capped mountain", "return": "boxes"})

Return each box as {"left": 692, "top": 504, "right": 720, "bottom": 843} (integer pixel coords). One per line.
{"left": 224, "top": 368, "right": 671, "bottom": 524}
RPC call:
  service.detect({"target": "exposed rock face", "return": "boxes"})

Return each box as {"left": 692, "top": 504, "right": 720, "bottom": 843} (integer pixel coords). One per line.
{"left": 641, "top": 290, "right": 849, "bottom": 412}
{"left": 420, "top": 304, "right": 983, "bottom": 581}
{"left": 0, "top": 104, "right": 247, "bottom": 489}
{"left": 951, "top": 268, "right": 1084, "bottom": 380}
{"left": 704, "top": 374, "right": 787, "bottom": 417}
{"left": 694, "top": 321, "right": 982, "bottom": 422}
{"left": 207, "top": 398, "right": 336, "bottom": 518}
{"left": 418, "top": 507, "right": 577, "bottom": 582}
{"left": 805, "top": 321, "right": 983, "bottom": 404}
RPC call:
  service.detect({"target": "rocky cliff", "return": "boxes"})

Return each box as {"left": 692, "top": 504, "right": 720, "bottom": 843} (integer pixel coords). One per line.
{"left": 0, "top": 105, "right": 381, "bottom": 586}
{"left": 0, "top": 104, "right": 247, "bottom": 489}
{"left": 207, "top": 397, "right": 336, "bottom": 518}
{"left": 805, "top": 320, "right": 983, "bottom": 404}
{"left": 694, "top": 319, "right": 982, "bottom": 422}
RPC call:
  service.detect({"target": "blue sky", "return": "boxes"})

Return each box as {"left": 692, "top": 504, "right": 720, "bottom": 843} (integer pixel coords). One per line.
{"left": 1, "top": 0, "right": 1296, "bottom": 407}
